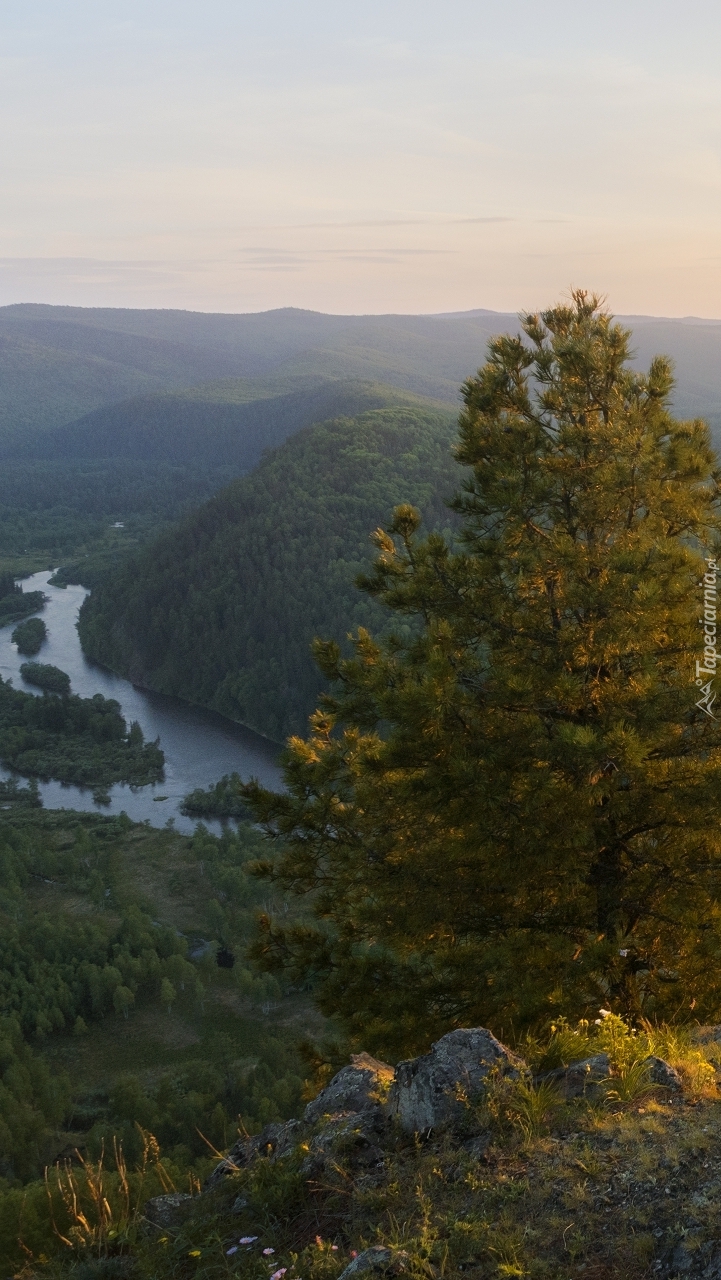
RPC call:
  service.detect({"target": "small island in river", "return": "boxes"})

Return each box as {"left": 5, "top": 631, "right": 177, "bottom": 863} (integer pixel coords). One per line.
{"left": 0, "top": 675, "right": 164, "bottom": 788}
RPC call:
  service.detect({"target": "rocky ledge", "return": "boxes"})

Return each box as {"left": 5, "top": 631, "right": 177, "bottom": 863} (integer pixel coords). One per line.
{"left": 146, "top": 1027, "right": 705, "bottom": 1279}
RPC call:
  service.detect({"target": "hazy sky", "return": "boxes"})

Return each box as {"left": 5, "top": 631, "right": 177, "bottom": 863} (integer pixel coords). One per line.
{"left": 3, "top": 0, "right": 721, "bottom": 315}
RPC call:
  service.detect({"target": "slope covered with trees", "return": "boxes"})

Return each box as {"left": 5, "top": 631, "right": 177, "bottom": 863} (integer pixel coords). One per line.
{"left": 0, "top": 304, "right": 499, "bottom": 443}
{"left": 0, "top": 381, "right": 441, "bottom": 565}
{"left": 0, "top": 796, "right": 309, "bottom": 1202}
{"left": 10, "top": 376, "right": 437, "bottom": 468}
{"left": 9, "top": 296, "right": 721, "bottom": 1277}
{"left": 78, "top": 405, "right": 458, "bottom": 740}
{"left": 242, "top": 293, "right": 721, "bottom": 1059}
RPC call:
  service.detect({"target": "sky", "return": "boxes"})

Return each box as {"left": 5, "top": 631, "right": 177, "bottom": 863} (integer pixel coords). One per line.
{"left": 2, "top": 0, "right": 721, "bottom": 316}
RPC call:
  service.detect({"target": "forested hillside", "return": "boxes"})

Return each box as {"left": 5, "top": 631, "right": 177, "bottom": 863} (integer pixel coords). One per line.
{"left": 11, "top": 377, "right": 438, "bottom": 468}
{"left": 0, "top": 459, "right": 233, "bottom": 560}
{"left": 0, "top": 795, "right": 313, "bottom": 1270}
{"left": 5, "top": 302, "right": 721, "bottom": 573}
{"left": 78, "top": 405, "right": 459, "bottom": 740}
{"left": 0, "top": 380, "right": 434, "bottom": 563}
{"left": 14, "top": 296, "right": 721, "bottom": 1280}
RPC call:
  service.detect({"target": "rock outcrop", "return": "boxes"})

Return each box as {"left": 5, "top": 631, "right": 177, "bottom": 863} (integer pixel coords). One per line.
{"left": 204, "top": 1119, "right": 302, "bottom": 1189}
{"left": 539, "top": 1052, "right": 610, "bottom": 1099}
{"left": 205, "top": 1028, "right": 525, "bottom": 1189}
{"left": 205, "top": 1055, "right": 395, "bottom": 1190}
{"left": 143, "top": 1192, "right": 194, "bottom": 1230}
{"left": 204, "top": 1027, "right": 689, "bottom": 1194}
{"left": 388, "top": 1028, "right": 524, "bottom": 1134}
{"left": 692, "top": 1025, "right": 721, "bottom": 1045}
{"left": 304, "top": 1052, "right": 394, "bottom": 1124}
{"left": 301, "top": 1110, "right": 386, "bottom": 1181}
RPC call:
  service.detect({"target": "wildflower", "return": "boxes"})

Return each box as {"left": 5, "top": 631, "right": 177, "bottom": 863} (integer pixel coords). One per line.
{"left": 270, "top": 1270, "right": 288, "bottom": 1280}
{"left": 189, "top": 1250, "right": 201, "bottom": 1258}
{"left": 227, "top": 1246, "right": 239, "bottom": 1256}
{"left": 598, "top": 1008, "right": 611, "bottom": 1018}
{"left": 263, "top": 1248, "right": 276, "bottom": 1256}
{"left": 351, "top": 1252, "right": 358, "bottom": 1259}
{"left": 240, "top": 1237, "right": 259, "bottom": 1245}
{"left": 332, "top": 1246, "right": 338, "bottom": 1251}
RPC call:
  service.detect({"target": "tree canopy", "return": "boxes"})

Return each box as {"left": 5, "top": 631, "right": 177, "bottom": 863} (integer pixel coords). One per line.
{"left": 78, "top": 405, "right": 458, "bottom": 740}
{"left": 243, "top": 292, "right": 721, "bottom": 1059}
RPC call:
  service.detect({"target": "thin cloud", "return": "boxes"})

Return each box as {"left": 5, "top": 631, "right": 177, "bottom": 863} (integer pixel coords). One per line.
{"left": 270, "top": 216, "right": 514, "bottom": 230}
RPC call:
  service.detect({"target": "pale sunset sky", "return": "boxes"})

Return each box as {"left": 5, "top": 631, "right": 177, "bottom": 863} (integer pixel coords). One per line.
{"left": 2, "top": 0, "right": 721, "bottom": 315}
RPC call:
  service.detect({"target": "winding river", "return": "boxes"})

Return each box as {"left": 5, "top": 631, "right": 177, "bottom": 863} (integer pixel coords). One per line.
{"left": 0, "top": 571, "right": 283, "bottom": 833}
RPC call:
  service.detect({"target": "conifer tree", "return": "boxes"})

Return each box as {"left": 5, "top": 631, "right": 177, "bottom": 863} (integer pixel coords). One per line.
{"left": 243, "top": 292, "right": 721, "bottom": 1057}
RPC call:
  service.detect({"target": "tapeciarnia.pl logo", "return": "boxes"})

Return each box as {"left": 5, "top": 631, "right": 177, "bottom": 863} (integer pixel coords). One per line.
{"left": 695, "top": 557, "right": 718, "bottom": 718}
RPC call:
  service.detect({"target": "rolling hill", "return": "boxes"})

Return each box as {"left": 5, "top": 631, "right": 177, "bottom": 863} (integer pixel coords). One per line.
{"left": 7, "top": 302, "right": 721, "bottom": 452}
{"left": 12, "top": 377, "right": 444, "bottom": 469}
{"left": 0, "top": 379, "right": 443, "bottom": 561}
{"left": 77, "top": 403, "right": 459, "bottom": 741}
{"left": 0, "top": 304, "right": 498, "bottom": 445}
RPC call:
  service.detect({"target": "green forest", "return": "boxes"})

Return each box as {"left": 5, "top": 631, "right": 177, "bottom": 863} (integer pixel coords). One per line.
{"left": 0, "top": 381, "right": 443, "bottom": 572}
{"left": 0, "top": 792, "right": 310, "bottom": 1270}
{"left": 0, "top": 677, "right": 163, "bottom": 788}
{"left": 19, "top": 663, "right": 72, "bottom": 694}
{"left": 78, "top": 405, "right": 458, "bottom": 740}
{"left": 9, "top": 295, "right": 721, "bottom": 1278}
{"left": 0, "top": 459, "right": 235, "bottom": 562}
{"left": 3, "top": 301, "right": 721, "bottom": 439}
{"left": 0, "top": 574, "right": 45, "bottom": 626}
{"left": 0, "top": 304, "right": 497, "bottom": 444}
{"left": 181, "top": 773, "right": 251, "bottom": 820}
{"left": 18, "top": 378, "right": 436, "bottom": 469}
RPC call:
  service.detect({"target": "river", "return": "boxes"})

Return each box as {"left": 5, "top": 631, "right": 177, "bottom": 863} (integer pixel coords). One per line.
{"left": 0, "top": 570, "right": 283, "bottom": 832}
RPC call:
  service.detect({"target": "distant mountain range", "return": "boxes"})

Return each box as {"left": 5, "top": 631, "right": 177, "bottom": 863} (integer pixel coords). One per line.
{"left": 3, "top": 302, "right": 721, "bottom": 452}
{"left": 8, "top": 299, "right": 721, "bottom": 739}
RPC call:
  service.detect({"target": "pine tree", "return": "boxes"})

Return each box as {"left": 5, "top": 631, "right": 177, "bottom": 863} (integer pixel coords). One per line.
{"left": 243, "top": 292, "right": 721, "bottom": 1058}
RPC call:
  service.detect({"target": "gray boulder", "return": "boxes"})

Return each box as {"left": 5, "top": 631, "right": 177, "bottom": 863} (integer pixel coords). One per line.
{"left": 540, "top": 1053, "right": 610, "bottom": 1099}
{"left": 203, "top": 1118, "right": 302, "bottom": 1189}
{"left": 463, "top": 1133, "right": 491, "bottom": 1161}
{"left": 669, "top": 1241, "right": 694, "bottom": 1273}
{"left": 143, "top": 1192, "right": 193, "bottom": 1230}
{"left": 337, "top": 1247, "right": 411, "bottom": 1279}
{"left": 304, "top": 1053, "right": 394, "bottom": 1124}
{"left": 203, "top": 1053, "right": 393, "bottom": 1193}
{"left": 644, "top": 1055, "right": 683, "bottom": 1091}
{"left": 301, "top": 1110, "right": 385, "bottom": 1179}
{"left": 563, "top": 1052, "right": 611, "bottom": 1098}
{"left": 388, "top": 1028, "right": 524, "bottom": 1134}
